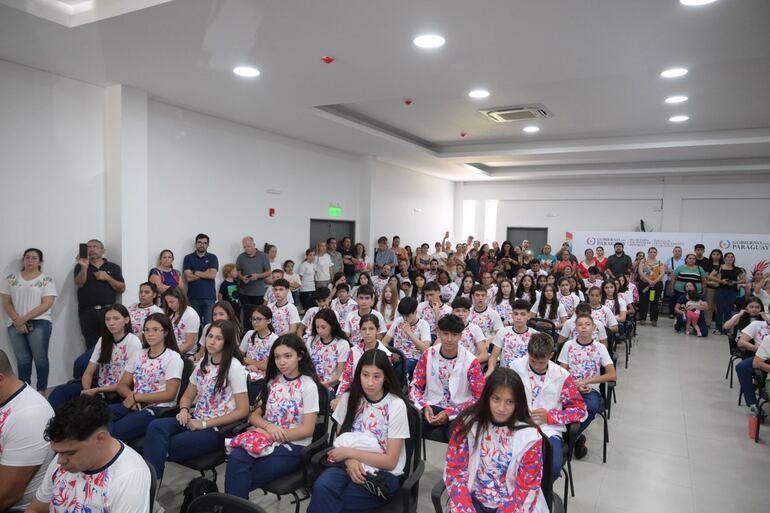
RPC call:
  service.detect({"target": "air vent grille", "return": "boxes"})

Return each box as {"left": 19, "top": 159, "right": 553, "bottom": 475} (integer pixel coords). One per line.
{"left": 481, "top": 105, "right": 552, "bottom": 123}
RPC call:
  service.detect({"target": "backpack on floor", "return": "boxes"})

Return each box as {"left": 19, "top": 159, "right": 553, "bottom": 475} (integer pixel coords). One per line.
{"left": 179, "top": 476, "right": 218, "bottom": 513}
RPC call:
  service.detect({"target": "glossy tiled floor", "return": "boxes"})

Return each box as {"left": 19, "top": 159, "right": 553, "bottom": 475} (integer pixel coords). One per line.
{"left": 157, "top": 325, "right": 770, "bottom": 513}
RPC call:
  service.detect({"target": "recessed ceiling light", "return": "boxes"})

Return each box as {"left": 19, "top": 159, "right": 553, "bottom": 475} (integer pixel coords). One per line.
{"left": 680, "top": 0, "right": 717, "bottom": 6}
{"left": 468, "top": 89, "right": 490, "bottom": 99}
{"left": 665, "top": 95, "right": 689, "bottom": 104}
{"left": 660, "top": 67, "right": 688, "bottom": 78}
{"left": 233, "top": 66, "right": 260, "bottom": 78}
{"left": 669, "top": 115, "right": 690, "bottom": 123}
{"left": 522, "top": 126, "right": 540, "bottom": 133}
{"left": 413, "top": 34, "right": 445, "bottom": 49}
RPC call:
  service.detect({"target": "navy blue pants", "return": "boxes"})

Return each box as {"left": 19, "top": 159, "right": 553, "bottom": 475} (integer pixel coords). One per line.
{"left": 549, "top": 435, "right": 563, "bottom": 482}
{"left": 308, "top": 466, "right": 399, "bottom": 513}
{"left": 72, "top": 347, "right": 95, "bottom": 380}
{"left": 737, "top": 356, "right": 757, "bottom": 406}
{"left": 578, "top": 390, "right": 601, "bottom": 436}
{"left": 108, "top": 403, "right": 163, "bottom": 441}
{"left": 225, "top": 444, "right": 303, "bottom": 499}
{"left": 48, "top": 382, "right": 84, "bottom": 411}
{"left": 423, "top": 405, "right": 453, "bottom": 440}
{"left": 143, "top": 417, "right": 221, "bottom": 480}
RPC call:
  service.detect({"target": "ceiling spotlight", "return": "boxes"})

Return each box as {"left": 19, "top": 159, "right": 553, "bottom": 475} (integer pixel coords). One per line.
{"left": 680, "top": 0, "right": 717, "bottom": 6}
{"left": 413, "top": 34, "right": 445, "bottom": 49}
{"left": 233, "top": 66, "right": 260, "bottom": 78}
{"left": 669, "top": 115, "right": 690, "bottom": 123}
{"left": 660, "top": 67, "right": 688, "bottom": 78}
{"left": 522, "top": 126, "right": 540, "bottom": 133}
{"left": 665, "top": 95, "right": 688, "bottom": 104}
{"left": 468, "top": 89, "right": 490, "bottom": 99}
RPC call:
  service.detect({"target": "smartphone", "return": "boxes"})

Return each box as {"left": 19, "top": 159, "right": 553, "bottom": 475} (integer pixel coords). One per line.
{"left": 79, "top": 243, "right": 88, "bottom": 259}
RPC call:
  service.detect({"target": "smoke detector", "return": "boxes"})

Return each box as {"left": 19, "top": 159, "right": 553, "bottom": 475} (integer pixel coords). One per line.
{"left": 481, "top": 104, "right": 552, "bottom": 123}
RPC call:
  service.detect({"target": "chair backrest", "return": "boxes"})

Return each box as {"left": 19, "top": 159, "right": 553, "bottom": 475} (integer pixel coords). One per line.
{"left": 402, "top": 403, "right": 422, "bottom": 480}
{"left": 187, "top": 492, "right": 268, "bottom": 513}
{"left": 528, "top": 318, "right": 557, "bottom": 340}
{"left": 314, "top": 380, "right": 331, "bottom": 442}
{"left": 727, "top": 332, "right": 739, "bottom": 353}
{"left": 387, "top": 346, "right": 409, "bottom": 392}
{"left": 144, "top": 458, "right": 158, "bottom": 511}
{"left": 539, "top": 431, "right": 554, "bottom": 512}
{"left": 178, "top": 357, "right": 195, "bottom": 402}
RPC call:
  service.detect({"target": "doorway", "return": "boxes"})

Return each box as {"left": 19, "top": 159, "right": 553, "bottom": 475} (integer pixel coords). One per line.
{"left": 506, "top": 227, "right": 548, "bottom": 254}
{"left": 309, "top": 219, "right": 355, "bottom": 249}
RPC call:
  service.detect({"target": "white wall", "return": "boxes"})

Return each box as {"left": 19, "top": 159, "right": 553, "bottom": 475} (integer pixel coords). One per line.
{"left": 0, "top": 59, "right": 106, "bottom": 386}
{"left": 455, "top": 175, "right": 770, "bottom": 246}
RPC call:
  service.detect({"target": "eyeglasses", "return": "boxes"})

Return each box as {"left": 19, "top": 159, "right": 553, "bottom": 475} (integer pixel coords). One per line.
{"left": 143, "top": 327, "right": 164, "bottom": 333}
{"left": 251, "top": 316, "right": 267, "bottom": 322}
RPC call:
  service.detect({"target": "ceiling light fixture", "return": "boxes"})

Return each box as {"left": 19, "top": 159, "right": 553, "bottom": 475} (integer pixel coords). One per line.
{"left": 660, "top": 67, "right": 688, "bottom": 78}
{"left": 468, "top": 89, "right": 490, "bottom": 99}
{"left": 413, "top": 34, "right": 445, "bottom": 49}
{"left": 669, "top": 115, "right": 690, "bottom": 123}
{"left": 233, "top": 66, "right": 260, "bottom": 78}
{"left": 522, "top": 126, "right": 540, "bottom": 133}
{"left": 680, "top": 0, "right": 717, "bottom": 6}
{"left": 665, "top": 95, "right": 688, "bottom": 104}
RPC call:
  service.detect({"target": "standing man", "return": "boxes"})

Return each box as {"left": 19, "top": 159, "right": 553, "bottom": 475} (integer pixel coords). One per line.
{"left": 606, "top": 242, "right": 632, "bottom": 279}
{"left": 373, "top": 236, "right": 397, "bottom": 276}
{"left": 74, "top": 239, "right": 125, "bottom": 350}
{"left": 392, "top": 236, "right": 409, "bottom": 268}
{"left": 694, "top": 244, "right": 711, "bottom": 273}
{"left": 339, "top": 237, "right": 356, "bottom": 284}
{"left": 665, "top": 246, "right": 685, "bottom": 318}
{"left": 235, "top": 236, "right": 271, "bottom": 327}
{"left": 327, "top": 238, "right": 344, "bottom": 277}
{"left": 183, "top": 233, "right": 218, "bottom": 326}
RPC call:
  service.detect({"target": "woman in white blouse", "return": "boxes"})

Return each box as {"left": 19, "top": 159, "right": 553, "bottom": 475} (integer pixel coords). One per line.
{"left": 1, "top": 248, "right": 57, "bottom": 391}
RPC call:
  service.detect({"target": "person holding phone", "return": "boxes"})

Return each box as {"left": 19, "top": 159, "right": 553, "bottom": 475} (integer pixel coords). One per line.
{"left": 73, "top": 239, "right": 125, "bottom": 354}
{"left": 235, "top": 236, "right": 271, "bottom": 328}
{"left": 1, "top": 248, "right": 57, "bottom": 391}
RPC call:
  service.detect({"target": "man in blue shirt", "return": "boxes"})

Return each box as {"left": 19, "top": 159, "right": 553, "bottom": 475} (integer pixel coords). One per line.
{"left": 372, "top": 236, "right": 397, "bottom": 276}
{"left": 182, "top": 233, "right": 218, "bottom": 326}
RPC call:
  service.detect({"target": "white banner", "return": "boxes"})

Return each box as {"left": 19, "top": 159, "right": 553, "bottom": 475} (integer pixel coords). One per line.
{"left": 571, "top": 231, "right": 770, "bottom": 276}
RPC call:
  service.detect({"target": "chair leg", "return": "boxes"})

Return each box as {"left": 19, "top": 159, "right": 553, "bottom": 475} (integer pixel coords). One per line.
{"left": 422, "top": 437, "right": 427, "bottom": 461}
{"left": 725, "top": 358, "right": 732, "bottom": 380}
{"left": 567, "top": 458, "right": 575, "bottom": 497}
{"left": 624, "top": 340, "right": 629, "bottom": 369}
{"left": 738, "top": 387, "right": 743, "bottom": 406}
{"left": 729, "top": 359, "right": 735, "bottom": 388}
{"left": 563, "top": 470, "right": 569, "bottom": 513}
{"left": 291, "top": 492, "right": 301, "bottom": 513}
{"left": 603, "top": 415, "right": 609, "bottom": 464}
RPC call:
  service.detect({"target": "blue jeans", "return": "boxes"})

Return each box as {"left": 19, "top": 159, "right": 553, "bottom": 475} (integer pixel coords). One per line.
{"left": 143, "top": 417, "right": 221, "bottom": 480}
{"left": 225, "top": 444, "right": 303, "bottom": 499}
{"left": 48, "top": 382, "right": 84, "bottom": 411}
{"left": 73, "top": 347, "right": 95, "bottom": 380}
{"left": 108, "top": 403, "right": 163, "bottom": 441}
{"left": 578, "top": 390, "right": 602, "bottom": 436}
{"left": 714, "top": 288, "right": 738, "bottom": 332}
{"left": 7, "top": 319, "right": 52, "bottom": 390}
{"left": 549, "top": 435, "right": 564, "bottom": 482}
{"left": 308, "top": 466, "right": 399, "bottom": 513}
{"left": 737, "top": 356, "right": 757, "bottom": 406}
{"left": 189, "top": 298, "right": 215, "bottom": 327}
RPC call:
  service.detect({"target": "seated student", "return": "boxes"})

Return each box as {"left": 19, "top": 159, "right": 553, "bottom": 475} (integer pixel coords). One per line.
{"left": 488, "top": 299, "right": 539, "bottom": 375}
{"left": 127, "top": 282, "right": 163, "bottom": 335}
{"left": 444, "top": 368, "right": 548, "bottom": 513}
{"left": 417, "top": 281, "right": 453, "bottom": 341}
{"left": 530, "top": 284, "right": 568, "bottom": 327}
{"left": 452, "top": 297, "right": 489, "bottom": 363}
{"left": 601, "top": 281, "right": 627, "bottom": 324}
{"left": 194, "top": 301, "right": 242, "bottom": 361}
{"left": 526, "top": 259, "right": 548, "bottom": 278}
{"left": 586, "top": 287, "right": 619, "bottom": 333}
{"left": 48, "top": 305, "right": 142, "bottom": 411}
{"left": 468, "top": 284, "right": 505, "bottom": 340}
{"left": 515, "top": 275, "right": 538, "bottom": 305}
{"left": 109, "top": 313, "right": 183, "bottom": 441}
{"left": 492, "top": 278, "right": 514, "bottom": 326}
{"left": 241, "top": 305, "right": 279, "bottom": 402}
{"left": 331, "top": 283, "right": 358, "bottom": 324}
{"left": 409, "top": 314, "right": 485, "bottom": 439}
{"left": 343, "top": 285, "right": 387, "bottom": 348}
{"left": 752, "top": 333, "right": 770, "bottom": 402}
{"left": 673, "top": 282, "right": 708, "bottom": 337}
{"left": 378, "top": 281, "right": 401, "bottom": 329}
{"left": 736, "top": 311, "right": 770, "bottom": 414}
{"left": 583, "top": 267, "right": 604, "bottom": 290}
{"left": 224, "top": 334, "right": 320, "bottom": 499}
{"left": 309, "top": 308, "right": 351, "bottom": 394}
{"left": 438, "top": 270, "right": 460, "bottom": 304}
{"left": 336, "top": 314, "right": 393, "bottom": 401}
{"left": 264, "top": 269, "right": 296, "bottom": 305}
{"left": 0, "top": 349, "right": 54, "bottom": 513}
{"left": 382, "top": 297, "right": 432, "bottom": 380}
{"left": 144, "top": 320, "right": 250, "bottom": 481}
{"left": 558, "top": 302, "right": 609, "bottom": 348}
{"left": 308, "top": 350, "right": 410, "bottom": 513}
{"left": 162, "top": 287, "right": 201, "bottom": 357}
{"left": 511, "top": 333, "right": 587, "bottom": 482}
{"left": 425, "top": 259, "right": 440, "bottom": 283}
{"left": 372, "top": 264, "right": 392, "bottom": 298}
{"left": 268, "top": 278, "right": 301, "bottom": 335}
{"left": 480, "top": 271, "right": 499, "bottom": 305}
{"left": 25, "top": 395, "right": 150, "bottom": 513}
{"left": 299, "top": 288, "right": 333, "bottom": 343}
{"left": 557, "top": 278, "right": 581, "bottom": 318}
{"left": 558, "top": 314, "right": 616, "bottom": 459}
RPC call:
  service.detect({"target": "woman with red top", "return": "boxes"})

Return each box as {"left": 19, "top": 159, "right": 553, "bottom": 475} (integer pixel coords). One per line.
{"left": 594, "top": 246, "right": 608, "bottom": 273}
{"left": 578, "top": 248, "right": 598, "bottom": 279}
{"left": 554, "top": 249, "right": 577, "bottom": 276}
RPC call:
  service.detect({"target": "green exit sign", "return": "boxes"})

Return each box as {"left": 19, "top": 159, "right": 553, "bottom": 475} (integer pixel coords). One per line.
{"left": 328, "top": 206, "right": 342, "bottom": 217}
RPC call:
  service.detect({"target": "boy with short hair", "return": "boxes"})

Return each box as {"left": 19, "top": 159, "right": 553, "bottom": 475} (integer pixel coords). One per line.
{"left": 451, "top": 297, "right": 489, "bottom": 362}
{"left": 409, "top": 314, "right": 485, "bottom": 439}
{"left": 527, "top": 260, "right": 548, "bottom": 278}
{"left": 512, "top": 333, "right": 587, "bottom": 481}
{"left": 584, "top": 267, "right": 604, "bottom": 290}
{"left": 417, "top": 281, "right": 452, "bottom": 341}
{"left": 487, "top": 299, "right": 538, "bottom": 375}
{"left": 264, "top": 269, "right": 295, "bottom": 305}
{"left": 558, "top": 302, "right": 609, "bottom": 347}
{"left": 383, "top": 297, "right": 432, "bottom": 378}
{"left": 558, "top": 313, "right": 616, "bottom": 459}
{"left": 267, "top": 278, "right": 300, "bottom": 335}
{"left": 372, "top": 264, "right": 391, "bottom": 298}
{"left": 330, "top": 283, "right": 358, "bottom": 323}
{"left": 468, "top": 284, "right": 504, "bottom": 339}
{"left": 299, "top": 288, "right": 335, "bottom": 343}
{"left": 343, "top": 284, "right": 387, "bottom": 347}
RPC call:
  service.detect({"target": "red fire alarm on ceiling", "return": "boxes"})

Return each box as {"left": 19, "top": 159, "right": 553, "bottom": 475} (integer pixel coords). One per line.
{"left": 269, "top": 208, "right": 275, "bottom": 217}
{"left": 321, "top": 56, "right": 335, "bottom": 64}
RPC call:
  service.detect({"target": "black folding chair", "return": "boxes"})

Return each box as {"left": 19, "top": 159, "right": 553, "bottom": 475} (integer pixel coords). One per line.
{"left": 725, "top": 332, "right": 745, "bottom": 389}
{"left": 753, "top": 368, "right": 769, "bottom": 443}
{"left": 187, "top": 492, "right": 268, "bottom": 513}
{"left": 528, "top": 318, "right": 558, "bottom": 342}
{"left": 145, "top": 458, "right": 158, "bottom": 512}
{"left": 387, "top": 346, "right": 409, "bottom": 394}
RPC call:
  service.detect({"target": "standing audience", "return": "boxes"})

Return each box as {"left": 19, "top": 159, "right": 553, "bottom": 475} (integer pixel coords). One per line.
{"left": 183, "top": 234, "right": 219, "bottom": 326}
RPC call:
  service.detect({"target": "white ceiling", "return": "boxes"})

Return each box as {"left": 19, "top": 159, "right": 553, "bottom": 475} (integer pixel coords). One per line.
{"left": 1, "top": 0, "right": 769, "bottom": 181}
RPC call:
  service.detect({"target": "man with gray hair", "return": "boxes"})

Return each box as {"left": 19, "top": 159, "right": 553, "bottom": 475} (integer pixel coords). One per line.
{"left": 0, "top": 349, "right": 54, "bottom": 512}
{"left": 236, "top": 236, "right": 271, "bottom": 326}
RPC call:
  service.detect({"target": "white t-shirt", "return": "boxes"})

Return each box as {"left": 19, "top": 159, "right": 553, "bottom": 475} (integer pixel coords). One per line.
{"left": 558, "top": 339, "right": 613, "bottom": 392}
{"left": 285, "top": 271, "right": 302, "bottom": 290}
{"left": 171, "top": 306, "right": 201, "bottom": 352}
{"left": 190, "top": 359, "right": 248, "bottom": 420}
{"left": 529, "top": 301, "right": 568, "bottom": 321}
{"left": 343, "top": 309, "right": 387, "bottom": 348}
{"left": 268, "top": 302, "right": 301, "bottom": 335}
{"left": 560, "top": 316, "right": 608, "bottom": 343}
{"left": 264, "top": 374, "right": 320, "bottom": 446}
{"left": 331, "top": 298, "right": 359, "bottom": 324}
{"left": 36, "top": 442, "right": 151, "bottom": 513}
{"left": 741, "top": 321, "right": 770, "bottom": 347}
{"left": 309, "top": 337, "right": 351, "bottom": 383}
{"left": 332, "top": 392, "right": 410, "bottom": 476}
{"left": 126, "top": 348, "right": 185, "bottom": 407}
{"left": 590, "top": 305, "right": 618, "bottom": 329}
{"left": 416, "top": 301, "right": 452, "bottom": 336}
{"left": 459, "top": 322, "right": 487, "bottom": 356}
{"left": 492, "top": 327, "right": 538, "bottom": 368}
{"left": 264, "top": 286, "right": 296, "bottom": 305}
{"left": 387, "top": 318, "right": 431, "bottom": 360}
{"left": 240, "top": 330, "right": 279, "bottom": 381}
{"left": 89, "top": 333, "right": 143, "bottom": 388}
{"left": 0, "top": 384, "right": 54, "bottom": 511}
{"left": 128, "top": 303, "right": 163, "bottom": 335}
{"left": 468, "top": 307, "right": 504, "bottom": 339}
{"left": 298, "top": 261, "right": 317, "bottom": 292}
{"left": 301, "top": 307, "right": 339, "bottom": 342}
{"left": 756, "top": 337, "right": 770, "bottom": 361}
{"left": 0, "top": 272, "right": 57, "bottom": 324}
{"left": 315, "top": 254, "right": 333, "bottom": 281}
